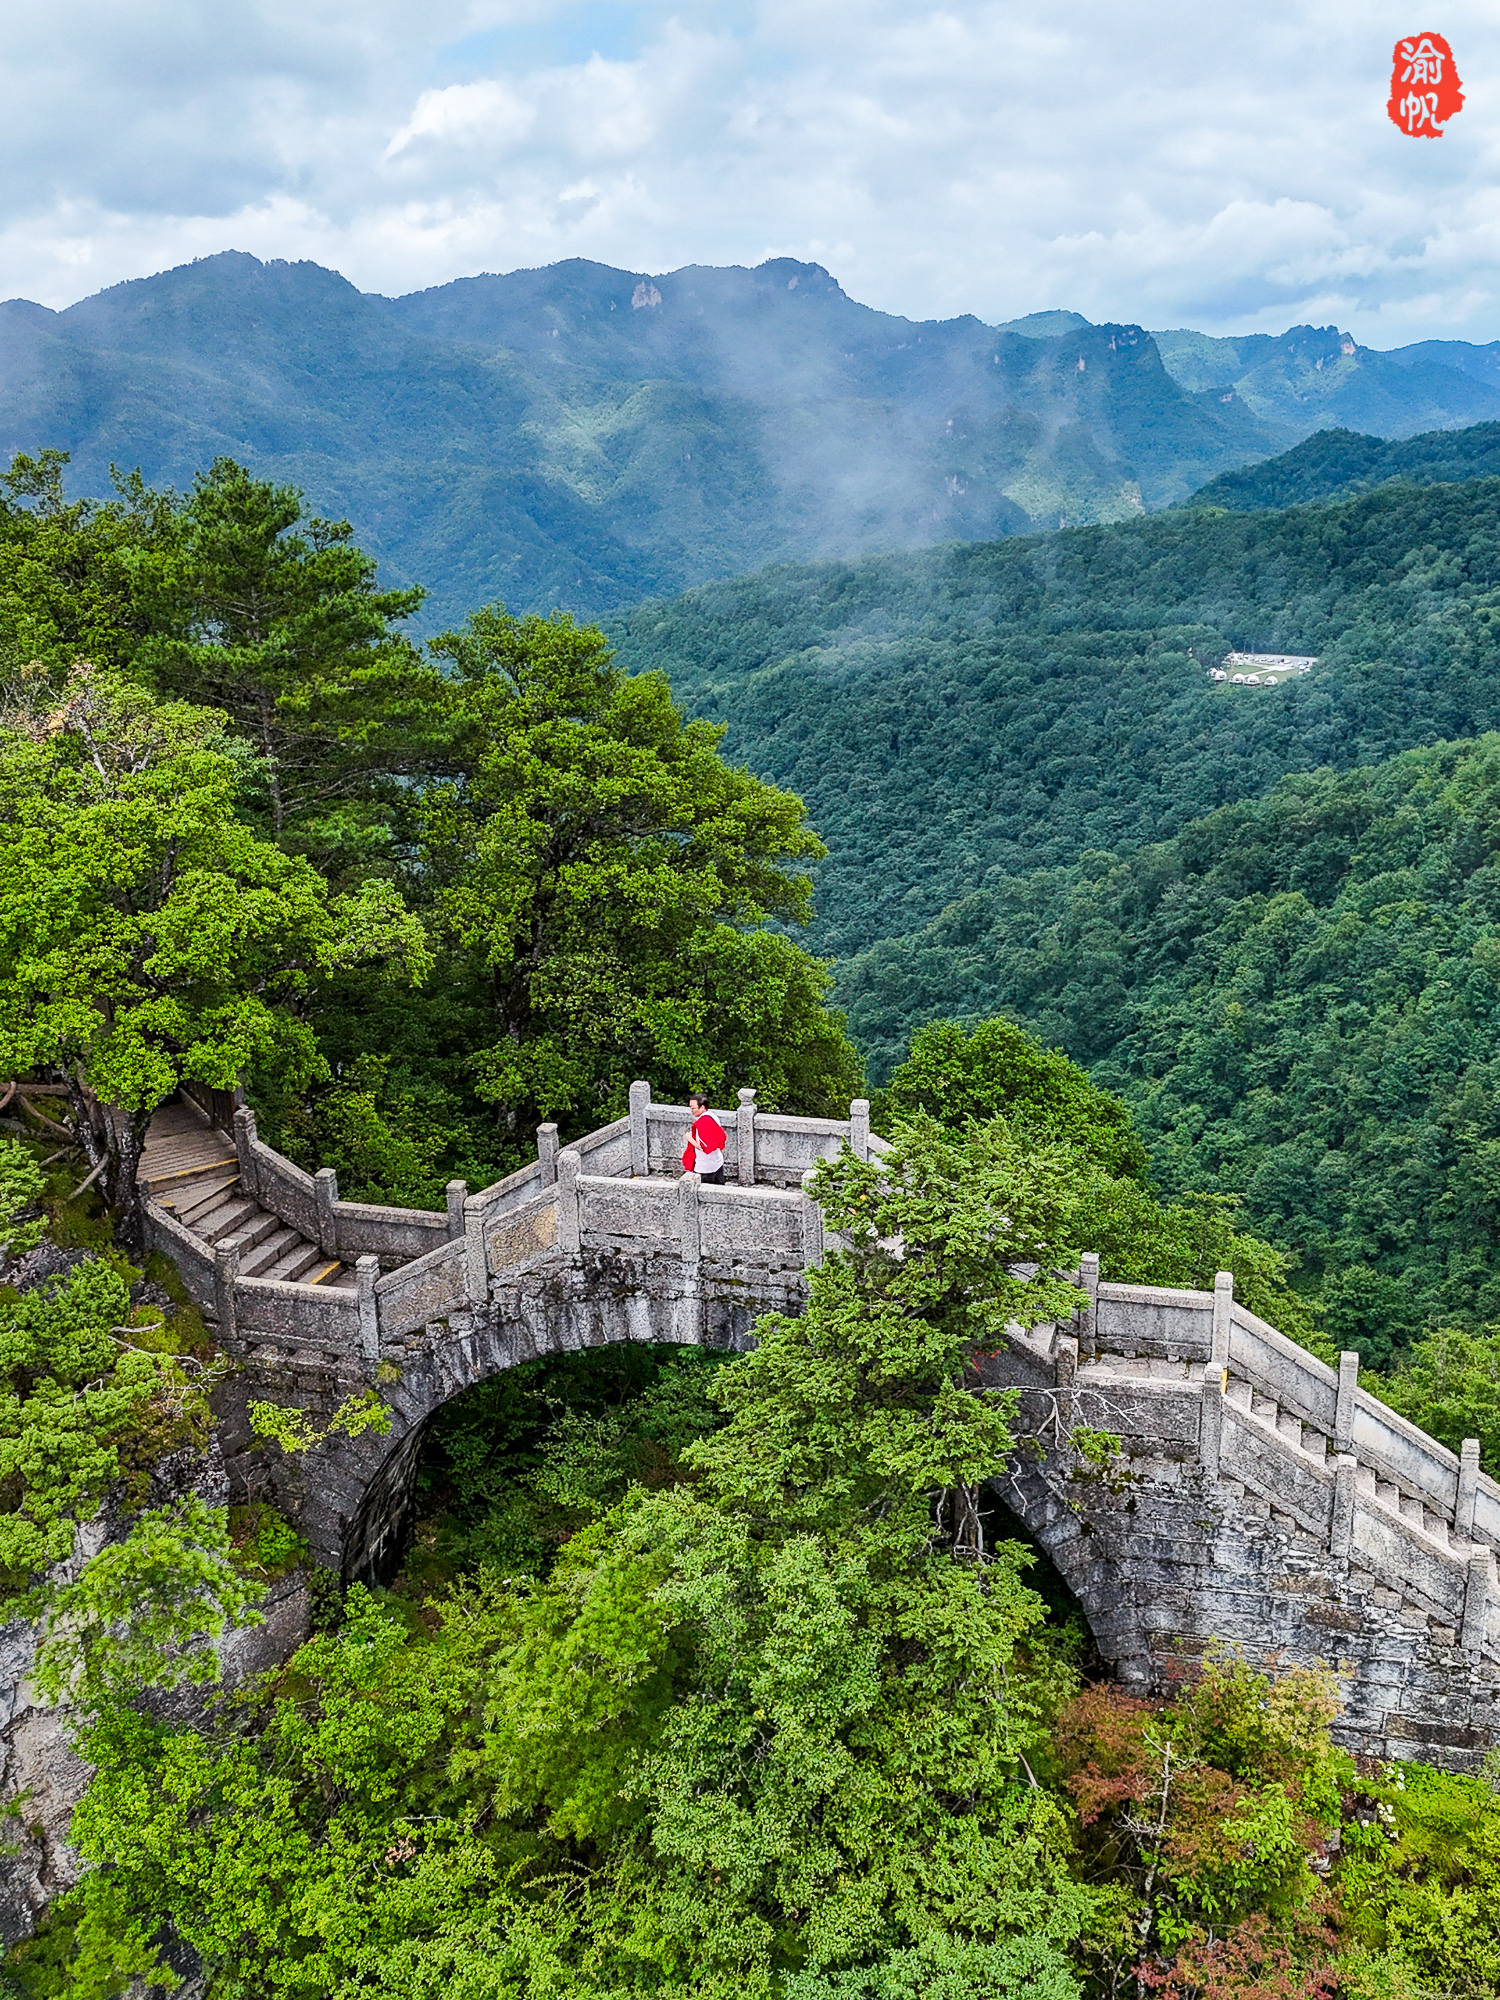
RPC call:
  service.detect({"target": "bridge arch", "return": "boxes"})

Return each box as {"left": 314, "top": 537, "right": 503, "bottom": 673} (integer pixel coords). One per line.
{"left": 144, "top": 1089, "right": 1500, "bottom": 1768}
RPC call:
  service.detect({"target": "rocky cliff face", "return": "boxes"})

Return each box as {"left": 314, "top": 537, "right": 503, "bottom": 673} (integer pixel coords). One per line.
{"left": 0, "top": 1433, "right": 311, "bottom": 1950}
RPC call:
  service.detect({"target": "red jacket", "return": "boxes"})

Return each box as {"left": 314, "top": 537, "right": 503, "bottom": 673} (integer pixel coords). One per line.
{"left": 682, "top": 1112, "right": 727, "bottom": 1173}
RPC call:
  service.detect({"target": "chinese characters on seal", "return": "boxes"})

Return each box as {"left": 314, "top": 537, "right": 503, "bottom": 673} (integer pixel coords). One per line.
{"left": 1387, "top": 32, "right": 1464, "bottom": 137}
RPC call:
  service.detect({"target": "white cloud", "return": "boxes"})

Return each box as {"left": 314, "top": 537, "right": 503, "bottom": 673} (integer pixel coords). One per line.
{"left": 387, "top": 79, "right": 539, "bottom": 157}
{"left": 3, "top": 1, "right": 1500, "bottom": 342}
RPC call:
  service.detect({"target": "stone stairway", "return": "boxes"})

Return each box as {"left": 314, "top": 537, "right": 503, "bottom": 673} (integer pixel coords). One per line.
{"left": 138, "top": 1101, "right": 354, "bottom": 1291}
{"left": 1081, "top": 1346, "right": 1484, "bottom": 1557}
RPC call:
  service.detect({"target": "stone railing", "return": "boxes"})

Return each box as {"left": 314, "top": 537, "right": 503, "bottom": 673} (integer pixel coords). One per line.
{"left": 1008, "top": 1259, "right": 1500, "bottom": 1661}
{"left": 148, "top": 1085, "right": 873, "bottom": 1366}
{"left": 233, "top": 1108, "right": 465, "bottom": 1264}
{"left": 153, "top": 1089, "right": 1500, "bottom": 1659}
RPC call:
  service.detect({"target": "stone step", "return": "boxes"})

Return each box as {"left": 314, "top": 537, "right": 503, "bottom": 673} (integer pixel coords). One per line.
{"left": 239, "top": 1226, "right": 300, "bottom": 1277}
{"left": 1376, "top": 1479, "right": 1400, "bottom": 1508}
{"left": 1226, "top": 1378, "right": 1252, "bottom": 1410}
{"left": 221, "top": 1210, "right": 282, "bottom": 1257}
{"left": 1251, "top": 1395, "right": 1279, "bottom": 1422}
{"left": 1357, "top": 1465, "right": 1378, "bottom": 1495}
{"left": 199, "top": 1198, "right": 260, "bottom": 1244}
{"left": 306, "top": 1259, "right": 344, "bottom": 1287}
{"left": 159, "top": 1169, "right": 240, "bottom": 1213}
{"left": 172, "top": 1175, "right": 243, "bottom": 1225}
{"left": 1276, "top": 1412, "right": 1304, "bottom": 1448}
{"left": 266, "top": 1239, "right": 326, "bottom": 1284}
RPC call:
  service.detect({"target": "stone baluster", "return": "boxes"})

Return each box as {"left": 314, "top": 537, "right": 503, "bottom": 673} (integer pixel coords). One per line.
{"left": 800, "top": 1169, "right": 824, "bottom": 1270}
{"left": 1078, "top": 1250, "right": 1100, "bottom": 1360}
{"left": 314, "top": 1166, "right": 339, "bottom": 1257}
{"left": 213, "top": 1242, "right": 239, "bottom": 1346}
{"left": 356, "top": 1255, "right": 380, "bottom": 1367}
{"left": 536, "top": 1122, "right": 560, "bottom": 1187}
{"left": 737, "top": 1087, "right": 757, "bottom": 1186}
{"left": 849, "top": 1097, "right": 870, "bottom": 1162}
{"left": 1334, "top": 1351, "right": 1359, "bottom": 1456}
{"left": 445, "top": 1179, "right": 468, "bottom": 1241}
{"left": 1462, "top": 1547, "right": 1494, "bottom": 1657}
{"left": 233, "top": 1104, "right": 260, "bottom": 1203}
{"left": 462, "top": 1193, "right": 488, "bottom": 1308}
{"left": 1211, "top": 1269, "right": 1233, "bottom": 1370}
{"left": 557, "top": 1150, "right": 582, "bottom": 1256}
{"left": 1329, "top": 1454, "right": 1357, "bottom": 1559}
{"left": 1457, "top": 1438, "right": 1481, "bottom": 1539}
{"left": 629, "top": 1080, "right": 651, "bottom": 1178}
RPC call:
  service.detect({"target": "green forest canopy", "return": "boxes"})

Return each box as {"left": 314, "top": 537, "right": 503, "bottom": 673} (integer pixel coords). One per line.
{"left": 30, "top": 1125, "right": 1500, "bottom": 2000}
{"left": 610, "top": 474, "right": 1500, "bottom": 956}
{"left": 0, "top": 454, "right": 860, "bottom": 1201}
{"left": 842, "top": 737, "right": 1500, "bottom": 1357}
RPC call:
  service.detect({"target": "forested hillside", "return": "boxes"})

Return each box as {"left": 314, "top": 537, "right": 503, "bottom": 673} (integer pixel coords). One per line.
{"left": 612, "top": 476, "right": 1500, "bottom": 955}
{"left": 839, "top": 739, "right": 1500, "bottom": 1354}
{"left": 1152, "top": 322, "right": 1500, "bottom": 435}
{"left": 0, "top": 252, "right": 1286, "bottom": 626}
{"left": 1183, "top": 419, "right": 1500, "bottom": 513}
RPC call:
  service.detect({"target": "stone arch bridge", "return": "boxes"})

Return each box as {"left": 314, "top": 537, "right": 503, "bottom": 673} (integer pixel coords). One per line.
{"left": 142, "top": 1085, "right": 1500, "bottom": 1770}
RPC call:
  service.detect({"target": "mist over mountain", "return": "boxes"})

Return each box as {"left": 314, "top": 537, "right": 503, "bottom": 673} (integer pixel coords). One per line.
{"left": 3, "top": 251, "right": 1499, "bottom": 628}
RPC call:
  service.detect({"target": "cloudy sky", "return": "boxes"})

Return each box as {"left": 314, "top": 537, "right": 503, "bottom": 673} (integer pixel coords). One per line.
{"left": 4, "top": 1, "right": 1500, "bottom": 345}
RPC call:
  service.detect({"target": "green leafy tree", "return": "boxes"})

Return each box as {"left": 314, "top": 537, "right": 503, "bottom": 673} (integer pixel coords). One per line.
{"left": 34, "top": 1494, "right": 263, "bottom": 1712}
{"left": 46, "top": 1118, "right": 1096, "bottom": 1997}
{"left": 0, "top": 668, "right": 429, "bottom": 1236}
{"left": 0, "top": 1260, "right": 209, "bottom": 1589}
{"left": 873, "top": 1017, "right": 1328, "bottom": 1358}
{"left": 1373, "top": 1324, "right": 1500, "bottom": 1475}
{"left": 415, "top": 603, "right": 861, "bottom": 1143}
{"left": 873, "top": 1017, "right": 1148, "bottom": 1179}
{"left": 143, "top": 457, "right": 433, "bottom": 862}
{"left": 0, "top": 452, "right": 176, "bottom": 680}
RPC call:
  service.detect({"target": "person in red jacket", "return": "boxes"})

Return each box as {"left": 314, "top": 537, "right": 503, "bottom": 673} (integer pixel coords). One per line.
{"left": 681, "top": 1093, "right": 727, "bottom": 1184}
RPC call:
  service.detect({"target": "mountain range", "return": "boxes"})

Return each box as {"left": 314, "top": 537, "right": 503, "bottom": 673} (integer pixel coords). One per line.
{"left": 5, "top": 250, "right": 1500, "bottom": 626}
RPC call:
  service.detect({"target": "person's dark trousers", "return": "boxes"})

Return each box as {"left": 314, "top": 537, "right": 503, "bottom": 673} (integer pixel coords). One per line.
{"left": 700, "top": 1168, "right": 726, "bottom": 1185}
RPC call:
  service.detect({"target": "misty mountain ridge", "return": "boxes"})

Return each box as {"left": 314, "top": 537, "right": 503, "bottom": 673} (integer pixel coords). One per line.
{"left": 2, "top": 248, "right": 1497, "bottom": 625}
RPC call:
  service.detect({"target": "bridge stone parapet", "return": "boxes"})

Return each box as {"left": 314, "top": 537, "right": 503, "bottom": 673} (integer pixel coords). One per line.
{"left": 141, "top": 1087, "right": 1500, "bottom": 1767}
{"left": 982, "top": 1272, "right": 1500, "bottom": 1768}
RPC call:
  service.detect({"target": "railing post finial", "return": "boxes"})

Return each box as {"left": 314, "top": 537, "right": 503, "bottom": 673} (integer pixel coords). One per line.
{"left": 736, "top": 1086, "right": 757, "bottom": 1186}
{"left": 556, "top": 1148, "right": 582, "bottom": 1255}
{"left": 1211, "top": 1270, "right": 1233, "bottom": 1369}
{"left": 629, "top": 1081, "right": 651, "bottom": 1179}
{"left": 849, "top": 1098, "right": 870, "bottom": 1162}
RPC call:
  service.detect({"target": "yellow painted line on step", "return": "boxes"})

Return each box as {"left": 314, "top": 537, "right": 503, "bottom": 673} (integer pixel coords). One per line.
{"left": 163, "top": 1177, "right": 242, "bottom": 1213}
{"left": 308, "top": 1262, "right": 343, "bottom": 1286}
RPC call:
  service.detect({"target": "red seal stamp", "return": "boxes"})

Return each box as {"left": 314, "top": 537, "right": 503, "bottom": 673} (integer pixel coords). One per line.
{"left": 1387, "top": 32, "right": 1464, "bottom": 136}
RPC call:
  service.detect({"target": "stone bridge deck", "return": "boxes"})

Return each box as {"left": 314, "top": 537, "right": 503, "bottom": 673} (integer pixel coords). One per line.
{"left": 142, "top": 1088, "right": 1500, "bottom": 1768}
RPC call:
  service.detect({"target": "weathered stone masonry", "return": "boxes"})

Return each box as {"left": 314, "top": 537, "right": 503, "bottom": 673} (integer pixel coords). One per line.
{"left": 143, "top": 1087, "right": 1500, "bottom": 1769}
